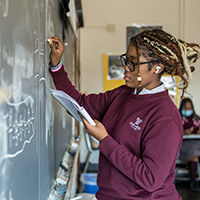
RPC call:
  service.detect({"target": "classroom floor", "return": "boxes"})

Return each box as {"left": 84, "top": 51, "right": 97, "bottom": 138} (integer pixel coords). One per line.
{"left": 78, "top": 180, "right": 200, "bottom": 200}
{"left": 83, "top": 164, "right": 200, "bottom": 200}
{"left": 175, "top": 181, "right": 200, "bottom": 200}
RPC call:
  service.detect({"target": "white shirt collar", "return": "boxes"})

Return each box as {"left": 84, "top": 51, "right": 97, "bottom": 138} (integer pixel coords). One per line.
{"left": 134, "top": 82, "right": 166, "bottom": 95}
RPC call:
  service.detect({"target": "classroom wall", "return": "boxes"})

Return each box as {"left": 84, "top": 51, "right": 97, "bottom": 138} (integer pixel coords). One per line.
{"left": 184, "top": 0, "right": 200, "bottom": 113}
{"left": 79, "top": 0, "right": 200, "bottom": 114}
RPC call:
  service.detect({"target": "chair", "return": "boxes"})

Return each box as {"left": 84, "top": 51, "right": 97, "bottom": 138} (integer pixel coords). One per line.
{"left": 175, "top": 158, "right": 200, "bottom": 182}
{"left": 175, "top": 135, "right": 200, "bottom": 182}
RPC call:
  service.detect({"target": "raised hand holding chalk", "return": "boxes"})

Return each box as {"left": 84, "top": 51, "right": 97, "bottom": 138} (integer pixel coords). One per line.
{"left": 47, "top": 36, "right": 64, "bottom": 67}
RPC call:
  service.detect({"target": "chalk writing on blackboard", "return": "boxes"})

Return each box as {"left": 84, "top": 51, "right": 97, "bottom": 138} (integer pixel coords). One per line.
{"left": 0, "top": 93, "right": 35, "bottom": 166}
{"left": 0, "top": 0, "right": 9, "bottom": 17}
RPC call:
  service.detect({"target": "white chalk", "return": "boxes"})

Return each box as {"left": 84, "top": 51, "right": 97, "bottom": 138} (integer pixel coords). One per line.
{"left": 71, "top": 142, "right": 78, "bottom": 149}
{"left": 47, "top": 39, "right": 58, "bottom": 47}
{"left": 47, "top": 38, "right": 52, "bottom": 43}
{"left": 56, "top": 175, "right": 68, "bottom": 185}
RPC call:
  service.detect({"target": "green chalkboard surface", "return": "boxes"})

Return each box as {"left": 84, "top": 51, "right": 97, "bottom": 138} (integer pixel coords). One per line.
{"left": 0, "top": 0, "right": 78, "bottom": 199}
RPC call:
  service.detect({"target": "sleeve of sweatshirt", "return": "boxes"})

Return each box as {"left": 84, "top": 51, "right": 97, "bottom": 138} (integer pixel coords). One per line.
{"left": 49, "top": 65, "right": 122, "bottom": 121}
{"left": 98, "top": 120, "right": 182, "bottom": 192}
{"left": 49, "top": 65, "right": 80, "bottom": 98}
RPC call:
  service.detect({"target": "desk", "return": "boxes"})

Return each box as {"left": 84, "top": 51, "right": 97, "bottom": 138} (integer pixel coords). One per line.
{"left": 175, "top": 134, "right": 200, "bottom": 182}
{"left": 183, "top": 134, "right": 200, "bottom": 139}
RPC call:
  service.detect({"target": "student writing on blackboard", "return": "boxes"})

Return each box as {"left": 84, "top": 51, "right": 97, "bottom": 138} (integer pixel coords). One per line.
{"left": 48, "top": 29, "right": 200, "bottom": 200}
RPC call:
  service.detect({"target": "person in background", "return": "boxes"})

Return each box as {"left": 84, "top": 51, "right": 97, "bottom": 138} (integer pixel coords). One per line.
{"left": 48, "top": 29, "right": 200, "bottom": 200}
{"left": 179, "top": 98, "right": 200, "bottom": 192}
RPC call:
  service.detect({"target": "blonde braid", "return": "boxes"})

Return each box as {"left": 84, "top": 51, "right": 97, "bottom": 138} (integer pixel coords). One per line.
{"left": 177, "top": 40, "right": 192, "bottom": 82}
{"left": 143, "top": 37, "right": 179, "bottom": 62}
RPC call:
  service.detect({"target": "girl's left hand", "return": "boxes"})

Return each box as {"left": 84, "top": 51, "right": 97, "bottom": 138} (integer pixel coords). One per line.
{"left": 78, "top": 112, "right": 108, "bottom": 142}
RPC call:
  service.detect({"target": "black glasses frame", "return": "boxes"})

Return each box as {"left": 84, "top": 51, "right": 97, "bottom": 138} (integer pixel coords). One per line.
{"left": 120, "top": 53, "right": 158, "bottom": 72}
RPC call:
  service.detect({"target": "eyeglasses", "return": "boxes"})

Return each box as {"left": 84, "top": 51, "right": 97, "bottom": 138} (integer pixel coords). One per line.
{"left": 120, "top": 53, "right": 158, "bottom": 72}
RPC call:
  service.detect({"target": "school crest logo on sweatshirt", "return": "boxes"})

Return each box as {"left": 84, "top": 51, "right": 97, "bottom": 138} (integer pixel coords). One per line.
{"left": 130, "top": 117, "right": 143, "bottom": 131}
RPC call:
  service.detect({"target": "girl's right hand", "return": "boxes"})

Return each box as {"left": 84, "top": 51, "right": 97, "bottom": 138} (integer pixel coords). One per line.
{"left": 48, "top": 36, "right": 64, "bottom": 66}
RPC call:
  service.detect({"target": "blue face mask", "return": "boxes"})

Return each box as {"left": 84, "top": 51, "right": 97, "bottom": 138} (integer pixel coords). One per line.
{"left": 181, "top": 110, "right": 193, "bottom": 117}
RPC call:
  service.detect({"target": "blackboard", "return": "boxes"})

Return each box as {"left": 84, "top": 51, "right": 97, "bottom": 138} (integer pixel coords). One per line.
{"left": 0, "top": 0, "right": 78, "bottom": 199}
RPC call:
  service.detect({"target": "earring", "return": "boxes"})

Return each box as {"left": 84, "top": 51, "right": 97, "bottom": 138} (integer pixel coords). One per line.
{"left": 181, "top": 89, "right": 185, "bottom": 100}
{"left": 137, "top": 72, "right": 142, "bottom": 87}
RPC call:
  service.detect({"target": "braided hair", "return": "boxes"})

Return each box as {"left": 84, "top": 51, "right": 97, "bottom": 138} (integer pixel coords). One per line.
{"left": 129, "top": 29, "right": 200, "bottom": 99}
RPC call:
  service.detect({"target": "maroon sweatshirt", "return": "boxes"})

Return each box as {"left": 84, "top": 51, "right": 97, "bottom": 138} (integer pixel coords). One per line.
{"left": 50, "top": 66, "right": 183, "bottom": 200}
